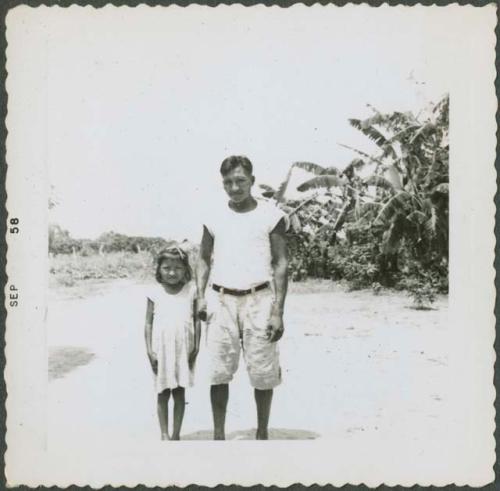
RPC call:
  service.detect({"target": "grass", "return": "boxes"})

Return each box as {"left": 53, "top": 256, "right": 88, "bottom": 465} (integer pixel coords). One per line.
{"left": 49, "top": 251, "right": 155, "bottom": 288}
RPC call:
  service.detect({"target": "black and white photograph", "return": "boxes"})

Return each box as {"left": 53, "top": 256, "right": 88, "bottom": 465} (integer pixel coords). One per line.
{"left": 4, "top": 3, "right": 497, "bottom": 487}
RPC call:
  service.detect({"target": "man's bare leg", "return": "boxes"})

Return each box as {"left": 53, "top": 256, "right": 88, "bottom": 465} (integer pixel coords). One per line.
{"left": 254, "top": 389, "right": 273, "bottom": 440}
{"left": 157, "top": 389, "right": 171, "bottom": 440}
{"left": 211, "top": 384, "right": 229, "bottom": 440}
{"left": 171, "top": 387, "right": 185, "bottom": 440}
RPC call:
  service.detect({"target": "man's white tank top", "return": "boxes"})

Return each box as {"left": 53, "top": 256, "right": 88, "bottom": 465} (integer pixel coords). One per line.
{"left": 204, "top": 199, "right": 287, "bottom": 290}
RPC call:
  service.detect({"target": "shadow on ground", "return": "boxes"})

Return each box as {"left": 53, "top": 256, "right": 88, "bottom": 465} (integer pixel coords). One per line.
{"left": 182, "top": 428, "right": 319, "bottom": 440}
{"left": 49, "top": 346, "right": 96, "bottom": 381}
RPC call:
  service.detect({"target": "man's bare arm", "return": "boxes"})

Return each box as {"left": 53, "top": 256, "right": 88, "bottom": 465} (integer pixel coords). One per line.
{"left": 270, "top": 217, "right": 289, "bottom": 313}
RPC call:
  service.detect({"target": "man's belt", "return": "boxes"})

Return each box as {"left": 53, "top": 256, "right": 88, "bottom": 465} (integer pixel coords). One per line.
{"left": 212, "top": 282, "right": 270, "bottom": 296}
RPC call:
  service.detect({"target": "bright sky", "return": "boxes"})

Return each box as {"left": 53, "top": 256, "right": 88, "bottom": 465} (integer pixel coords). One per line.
{"left": 31, "top": 5, "right": 456, "bottom": 240}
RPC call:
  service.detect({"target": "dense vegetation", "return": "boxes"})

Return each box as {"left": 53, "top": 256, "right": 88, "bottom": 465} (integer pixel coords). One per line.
{"left": 260, "top": 95, "right": 449, "bottom": 303}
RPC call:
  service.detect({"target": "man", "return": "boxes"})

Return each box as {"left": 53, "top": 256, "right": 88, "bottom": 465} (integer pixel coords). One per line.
{"left": 196, "top": 155, "right": 288, "bottom": 440}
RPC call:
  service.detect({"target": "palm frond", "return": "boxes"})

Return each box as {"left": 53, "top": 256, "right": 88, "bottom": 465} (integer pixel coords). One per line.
{"left": 292, "top": 161, "right": 327, "bottom": 175}
{"left": 406, "top": 210, "right": 427, "bottom": 225}
{"left": 259, "top": 184, "right": 276, "bottom": 199}
{"left": 360, "top": 201, "right": 382, "bottom": 214}
{"left": 289, "top": 213, "right": 301, "bottom": 233}
{"left": 321, "top": 166, "right": 343, "bottom": 176}
{"left": 384, "top": 164, "right": 404, "bottom": 190}
{"left": 374, "top": 191, "right": 412, "bottom": 226}
{"left": 337, "top": 143, "right": 385, "bottom": 167}
{"left": 409, "top": 122, "right": 437, "bottom": 145}
{"left": 349, "top": 119, "right": 390, "bottom": 148}
{"left": 381, "top": 143, "right": 398, "bottom": 160}
{"left": 297, "top": 175, "right": 346, "bottom": 192}
{"left": 343, "top": 158, "right": 366, "bottom": 174}
{"left": 259, "top": 184, "right": 276, "bottom": 193}
{"left": 275, "top": 168, "right": 292, "bottom": 203}
{"left": 388, "top": 124, "right": 422, "bottom": 143}
{"left": 364, "top": 175, "right": 395, "bottom": 191}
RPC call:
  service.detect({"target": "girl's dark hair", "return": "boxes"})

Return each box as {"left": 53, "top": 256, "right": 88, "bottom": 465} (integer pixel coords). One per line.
{"left": 220, "top": 155, "right": 253, "bottom": 177}
{"left": 155, "top": 245, "right": 192, "bottom": 284}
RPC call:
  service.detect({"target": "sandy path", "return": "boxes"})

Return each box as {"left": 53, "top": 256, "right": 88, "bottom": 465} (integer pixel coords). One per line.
{"left": 47, "top": 280, "right": 449, "bottom": 448}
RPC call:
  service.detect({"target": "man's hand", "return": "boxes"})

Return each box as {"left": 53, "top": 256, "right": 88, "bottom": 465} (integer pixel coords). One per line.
{"left": 196, "top": 297, "right": 208, "bottom": 322}
{"left": 148, "top": 351, "right": 158, "bottom": 375}
{"left": 266, "top": 307, "right": 284, "bottom": 342}
{"left": 188, "top": 347, "right": 199, "bottom": 370}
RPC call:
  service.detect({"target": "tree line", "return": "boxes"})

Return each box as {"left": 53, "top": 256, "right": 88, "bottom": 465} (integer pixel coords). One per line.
{"left": 49, "top": 227, "right": 175, "bottom": 256}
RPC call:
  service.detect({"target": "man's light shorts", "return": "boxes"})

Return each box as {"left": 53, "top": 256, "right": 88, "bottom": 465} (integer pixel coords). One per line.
{"left": 206, "top": 287, "right": 281, "bottom": 390}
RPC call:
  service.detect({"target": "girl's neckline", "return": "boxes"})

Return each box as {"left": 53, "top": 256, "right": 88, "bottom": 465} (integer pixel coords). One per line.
{"left": 159, "top": 282, "right": 189, "bottom": 296}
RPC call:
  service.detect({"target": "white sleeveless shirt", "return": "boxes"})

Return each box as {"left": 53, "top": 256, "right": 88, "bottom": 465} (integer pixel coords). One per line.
{"left": 204, "top": 199, "right": 287, "bottom": 290}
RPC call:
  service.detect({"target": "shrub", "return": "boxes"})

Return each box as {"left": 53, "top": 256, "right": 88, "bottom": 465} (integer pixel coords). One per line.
{"left": 399, "top": 276, "right": 438, "bottom": 310}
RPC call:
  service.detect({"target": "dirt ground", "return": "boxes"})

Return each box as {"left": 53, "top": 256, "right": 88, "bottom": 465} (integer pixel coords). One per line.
{"left": 47, "top": 278, "right": 449, "bottom": 446}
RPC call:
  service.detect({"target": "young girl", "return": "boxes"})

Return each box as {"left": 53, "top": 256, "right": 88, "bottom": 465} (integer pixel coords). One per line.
{"left": 144, "top": 245, "right": 200, "bottom": 440}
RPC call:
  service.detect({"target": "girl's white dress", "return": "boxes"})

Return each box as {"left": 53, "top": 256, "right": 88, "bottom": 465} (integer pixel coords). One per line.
{"left": 147, "top": 282, "right": 195, "bottom": 393}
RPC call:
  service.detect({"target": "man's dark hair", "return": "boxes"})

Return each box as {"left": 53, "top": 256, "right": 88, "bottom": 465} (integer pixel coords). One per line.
{"left": 220, "top": 155, "right": 253, "bottom": 177}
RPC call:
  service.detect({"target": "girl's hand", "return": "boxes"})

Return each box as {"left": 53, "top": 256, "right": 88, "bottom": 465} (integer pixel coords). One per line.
{"left": 196, "top": 297, "right": 207, "bottom": 322}
{"left": 148, "top": 351, "right": 158, "bottom": 375}
{"left": 188, "top": 348, "right": 199, "bottom": 370}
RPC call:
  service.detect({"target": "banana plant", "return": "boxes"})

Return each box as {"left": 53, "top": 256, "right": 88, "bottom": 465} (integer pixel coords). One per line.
{"left": 347, "top": 95, "right": 449, "bottom": 262}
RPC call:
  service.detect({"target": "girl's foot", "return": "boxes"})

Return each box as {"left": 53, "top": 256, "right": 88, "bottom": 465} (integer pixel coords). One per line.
{"left": 171, "top": 433, "right": 180, "bottom": 441}
{"left": 161, "top": 433, "right": 170, "bottom": 441}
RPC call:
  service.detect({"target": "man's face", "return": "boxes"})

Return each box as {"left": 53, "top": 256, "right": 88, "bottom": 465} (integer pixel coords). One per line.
{"left": 222, "top": 166, "right": 254, "bottom": 204}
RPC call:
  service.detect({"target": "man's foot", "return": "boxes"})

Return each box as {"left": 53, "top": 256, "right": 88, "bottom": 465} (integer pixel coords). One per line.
{"left": 255, "top": 429, "right": 268, "bottom": 440}
{"left": 171, "top": 433, "right": 180, "bottom": 441}
{"left": 161, "top": 433, "right": 170, "bottom": 441}
{"left": 214, "top": 431, "right": 225, "bottom": 440}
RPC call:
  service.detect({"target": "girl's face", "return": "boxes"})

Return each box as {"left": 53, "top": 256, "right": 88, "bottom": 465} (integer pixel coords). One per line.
{"left": 159, "top": 257, "right": 186, "bottom": 286}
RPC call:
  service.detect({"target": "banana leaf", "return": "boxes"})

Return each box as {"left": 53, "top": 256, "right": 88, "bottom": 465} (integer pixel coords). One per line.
{"left": 321, "top": 166, "right": 343, "bottom": 176}
{"left": 338, "top": 143, "right": 385, "bottom": 167}
{"left": 292, "top": 161, "right": 327, "bottom": 175}
{"left": 275, "top": 168, "right": 292, "bottom": 203}
{"left": 384, "top": 164, "right": 403, "bottom": 190}
{"left": 374, "top": 191, "right": 412, "bottom": 226}
{"left": 259, "top": 184, "right": 276, "bottom": 199}
{"left": 406, "top": 210, "right": 427, "bottom": 225}
{"left": 343, "top": 158, "right": 366, "bottom": 175}
{"left": 364, "top": 175, "right": 395, "bottom": 191}
{"left": 297, "top": 175, "right": 347, "bottom": 192}
{"left": 349, "top": 118, "right": 389, "bottom": 148}
{"left": 289, "top": 213, "right": 301, "bottom": 233}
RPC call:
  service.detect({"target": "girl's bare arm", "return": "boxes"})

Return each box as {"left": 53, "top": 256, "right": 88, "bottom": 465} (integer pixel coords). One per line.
{"left": 144, "top": 298, "right": 157, "bottom": 372}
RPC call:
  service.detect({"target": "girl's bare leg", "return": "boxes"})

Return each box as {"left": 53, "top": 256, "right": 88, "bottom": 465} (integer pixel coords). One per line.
{"left": 171, "top": 387, "right": 185, "bottom": 440}
{"left": 157, "top": 389, "right": 171, "bottom": 440}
